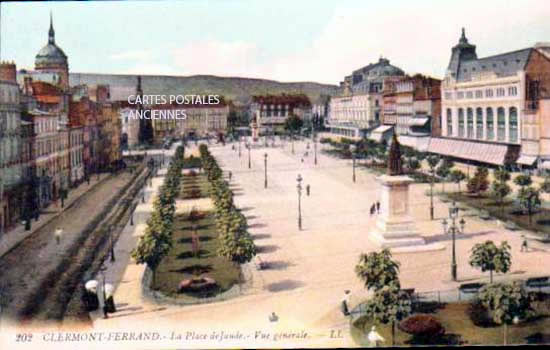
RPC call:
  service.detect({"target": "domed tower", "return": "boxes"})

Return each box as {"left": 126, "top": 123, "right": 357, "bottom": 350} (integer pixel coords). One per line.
{"left": 35, "top": 13, "right": 69, "bottom": 90}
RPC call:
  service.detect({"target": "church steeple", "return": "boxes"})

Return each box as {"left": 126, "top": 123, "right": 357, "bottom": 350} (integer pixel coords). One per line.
{"left": 48, "top": 12, "right": 55, "bottom": 45}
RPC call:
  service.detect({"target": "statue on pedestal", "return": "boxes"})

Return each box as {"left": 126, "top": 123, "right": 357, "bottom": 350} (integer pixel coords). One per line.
{"left": 388, "top": 133, "right": 403, "bottom": 176}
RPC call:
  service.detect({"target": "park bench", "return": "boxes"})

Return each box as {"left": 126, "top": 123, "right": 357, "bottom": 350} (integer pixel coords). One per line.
{"left": 526, "top": 276, "right": 550, "bottom": 288}
{"left": 459, "top": 282, "right": 485, "bottom": 293}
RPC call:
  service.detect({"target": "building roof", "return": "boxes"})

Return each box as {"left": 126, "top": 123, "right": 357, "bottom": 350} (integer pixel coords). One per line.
{"left": 252, "top": 93, "right": 311, "bottom": 107}
{"left": 35, "top": 13, "right": 68, "bottom": 68}
{"left": 456, "top": 48, "right": 532, "bottom": 82}
{"left": 31, "top": 81, "right": 63, "bottom": 96}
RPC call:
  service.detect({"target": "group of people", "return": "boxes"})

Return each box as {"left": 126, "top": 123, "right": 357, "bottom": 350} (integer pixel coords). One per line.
{"left": 370, "top": 201, "right": 380, "bottom": 216}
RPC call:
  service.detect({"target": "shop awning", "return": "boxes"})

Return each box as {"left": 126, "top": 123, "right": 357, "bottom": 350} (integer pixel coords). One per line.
{"left": 516, "top": 155, "right": 538, "bottom": 166}
{"left": 407, "top": 117, "right": 429, "bottom": 126}
{"left": 368, "top": 125, "right": 394, "bottom": 142}
{"left": 541, "top": 161, "right": 550, "bottom": 170}
{"left": 427, "top": 138, "right": 511, "bottom": 166}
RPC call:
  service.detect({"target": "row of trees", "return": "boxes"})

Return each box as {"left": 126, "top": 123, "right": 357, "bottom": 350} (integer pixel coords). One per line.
{"left": 131, "top": 146, "right": 185, "bottom": 284}
{"left": 199, "top": 144, "right": 257, "bottom": 264}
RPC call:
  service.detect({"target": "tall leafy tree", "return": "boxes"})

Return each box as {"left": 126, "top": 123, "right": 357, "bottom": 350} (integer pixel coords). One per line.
{"left": 427, "top": 155, "right": 440, "bottom": 220}
{"left": 513, "top": 174, "right": 533, "bottom": 190}
{"left": 469, "top": 240, "right": 512, "bottom": 283}
{"left": 436, "top": 160, "right": 452, "bottom": 193}
{"left": 449, "top": 169, "right": 467, "bottom": 194}
{"left": 355, "top": 249, "right": 401, "bottom": 291}
{"left": 467, "top": 167, "right": 489, "bottom": 196}
{"left": 284, "top": 114, "right": 304, "bottom": 133}
{"left": 364, "top": 284, "right": 411, "bottom": 346}
{"left": 517, "top": 186, "right": 541, "bottom": 226}
{"left": 478, "top": 282, "right": 533, "bottom": 345}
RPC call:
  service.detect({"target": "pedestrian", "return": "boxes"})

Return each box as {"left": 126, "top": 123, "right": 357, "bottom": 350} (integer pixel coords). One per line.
{"left": 269, "top": 312, "right": 279, "bottom": 322}
{"left": 228, "top": 171, "right": 232, "bottom": 182}
{"left": 521, "top": 236, "right": 528, "bottom": 252}
{"left": 376, "top": 201, "right": 380, "bottom": 214}
{"left": 367, "top": 326, "right": 385, "bottom": 347}
{"left": 370, "top": 204, "right": 375, "bottom": 216}
{"left": 306, "top": 184, "right": 310, "bottom": 196}
{"left": 55, "top": 227, "right": 63, "bottom": 245}
{"left": 301, "top": 158, "right": 304, "bottom": 163}
{"left": 341, "top": 290, "right": 351, "bottom": 316}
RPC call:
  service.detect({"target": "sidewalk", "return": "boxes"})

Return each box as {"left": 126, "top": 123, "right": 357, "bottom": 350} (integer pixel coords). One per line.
{"left": 0, "top": 174, "right": 109, "bottom": 258}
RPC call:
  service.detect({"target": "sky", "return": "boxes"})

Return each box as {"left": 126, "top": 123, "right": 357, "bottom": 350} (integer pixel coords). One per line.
{"left": 1, "top": 0, "right": 550, "bottom": 85}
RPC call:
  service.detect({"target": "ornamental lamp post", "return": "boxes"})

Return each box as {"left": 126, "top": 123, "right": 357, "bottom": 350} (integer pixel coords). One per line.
{"left": 441, "top": 201, "right": 466, "bottom": 281}
{"left": 238, "top": 136, "right": 242, "bottom": 158}
{"left": 297, "top": 174, "right": 303, "bottom": 230}
{"left": 109, "top": 224, "right": 116, "bottom": 262}
{"left": 314, "top": 132, "right": 318, "bottom": 166}
{"left": 99, "top": 264, "right": 108, "bottom": 319}
{"left": 351, "top": 145, "right": 357, "bottom": 183}
{"left": 247, "top": 142, "right": 251, "bottom": 169}
{"left": 264, "top": 153, "right": 268, "bottom": 189}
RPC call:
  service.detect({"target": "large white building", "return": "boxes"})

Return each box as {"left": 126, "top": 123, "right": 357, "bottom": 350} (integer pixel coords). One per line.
{"left": 430, "top": 29, "right": 550, "bottom": 169}
{"left": 327, "top": 58, "right": 405, "bottom": 139}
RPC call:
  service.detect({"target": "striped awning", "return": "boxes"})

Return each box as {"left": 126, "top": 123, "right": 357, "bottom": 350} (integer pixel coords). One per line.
{"left": 368, "top": 125, "right": 394, "bottom": 142}
{"left": 517, "top": 155, "right": 538, "bottom": 166}
{"left": 427, "top": 138, "right": 510, "bottom": 166}
{"left": 407, "top": 117, "right": 429, "bottom": 126}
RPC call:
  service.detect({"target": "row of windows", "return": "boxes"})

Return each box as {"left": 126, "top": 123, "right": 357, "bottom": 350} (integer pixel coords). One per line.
{"left": 445, "top": 86, "right": 518, "bottom": 100}
{"left": 446, "top": 107, "right": 518, "bottom": 142}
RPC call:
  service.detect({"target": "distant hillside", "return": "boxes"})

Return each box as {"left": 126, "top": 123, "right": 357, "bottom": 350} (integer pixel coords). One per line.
{"left": 69, "top": 73, "right": 339, "bottom": 104}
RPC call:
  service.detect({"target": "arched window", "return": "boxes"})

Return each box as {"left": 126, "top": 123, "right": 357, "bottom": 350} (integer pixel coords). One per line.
{"left": 486, "top": 108, "right": 494, "bottom": 140}
{"left": 467, "top": 108, "right": 474, "bottom": 138}
{"left": 509, "top": 107, "right": 518, "bottom": 143}
{"left": 446, "top": 108, "right": 453, "bottom": 136}
{"left": 458, "top": 108, "right": 465, "bottom": 137}
{"left": 497, "top": 107, "right": 506, "bottom": 141}
{"left": 476, "top": 108, "right": 483, "bottom": 139}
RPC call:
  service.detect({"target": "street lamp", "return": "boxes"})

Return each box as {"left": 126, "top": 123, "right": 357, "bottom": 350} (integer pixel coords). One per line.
{"left": 247, "top": 142, "right": 251, "bottom": 169}
{"left": 238, "top": 136, "right": 242, "bottom": 158}
{"left": 297, "top": 174, "right": 303, "bottom": 230}
{"left": 351, "top": 145, "right": 356, "bottom": 183}
{"left": 264, "top": 153, "right": 268, "bottom": 188}
{"left": 441, "top": 201, "right": 466, "bottom": 282}
{"left": 99, "top": 264, "right": 108, "bottom": 319}
{"left": 314, "top": 134, "right": 318, "bottom": 166}
{"left": 109, "top": 224, "right": 116, "bottom": 262}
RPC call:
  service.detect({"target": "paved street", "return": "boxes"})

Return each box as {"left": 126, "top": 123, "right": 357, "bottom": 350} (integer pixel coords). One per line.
{"left": 40, "top": 139, "right": 548, "bottom": 349}
{"left": 0, "top": 170, "right": 140, "bottom": 321}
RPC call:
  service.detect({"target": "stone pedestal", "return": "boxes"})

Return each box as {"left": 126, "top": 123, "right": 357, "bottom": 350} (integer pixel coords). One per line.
{"left": 369, "top": 175, "right": 426, "bottom": 248}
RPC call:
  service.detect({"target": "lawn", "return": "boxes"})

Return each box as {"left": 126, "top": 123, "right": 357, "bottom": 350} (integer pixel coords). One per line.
{"left": 152, "top": 211, "right": 241, "bottom": 299}
{"left": 179, "top": 172, "right": 210, "bottom": 200}
{"left": 445, "top": 192, "right": 550, "bottom": 236}
{"left": 351, "top": 301, "right": 550, "bottom": 346}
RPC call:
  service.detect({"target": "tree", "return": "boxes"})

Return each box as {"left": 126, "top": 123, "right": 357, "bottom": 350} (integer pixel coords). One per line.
{"left": 436, "top": 161, "right": 452, "bottom": 193}
{"left": 478, "top": 282, "right": 533, "bottom": 345}
{"left": 284, "top": 114, "right": 304, "bottom": 133}
{"left": 364, "top": 284, "right": 411, "bottom": 346}
{"left": 517, "top": 186, "right": 541, "bottom": 226}
{"left": 540, "top": 175, "right": 550, "bottom": 194}
{"left": 467, "top": 167, "right": 489, "bottom": 196}
{"left": 131, "top": 226, "right": 172, "bottom": 285}
{"left": 469, "top": 240, "right": 512, "bottom": 283}
{"left": 492, "top": 168, "right": 512, "bottom": 209}
{"left": 398, "top": 314, "right": 445, "bottom": 344}
{"left": 449, "top": 169, "right": 467, "bottom": 194}
{"left": 355, "top": 249, "right": 401, "bottom": 291}
{"left": 513, "top": 174, "right": 533, "bottom": 190}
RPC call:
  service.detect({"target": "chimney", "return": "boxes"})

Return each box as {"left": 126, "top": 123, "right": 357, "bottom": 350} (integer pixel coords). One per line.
{"left": 0, "top": 61, "right": 17, "bottom": 82}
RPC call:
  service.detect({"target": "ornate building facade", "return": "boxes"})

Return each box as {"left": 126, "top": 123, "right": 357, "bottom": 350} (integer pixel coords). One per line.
{"left": 432, "top": 29, "right": 550, "bottom": 169}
